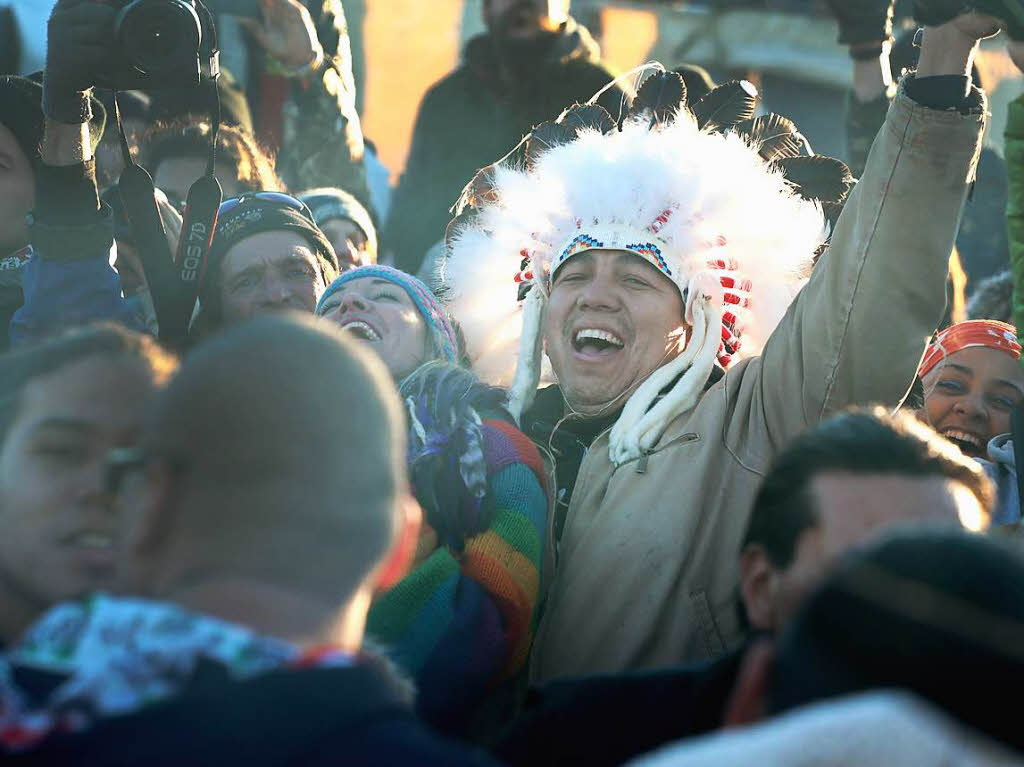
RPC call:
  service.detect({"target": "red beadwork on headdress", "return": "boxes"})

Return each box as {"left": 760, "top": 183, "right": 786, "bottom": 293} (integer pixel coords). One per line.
{"left": 707, "top": 257, "right": 752, "bottom": 370}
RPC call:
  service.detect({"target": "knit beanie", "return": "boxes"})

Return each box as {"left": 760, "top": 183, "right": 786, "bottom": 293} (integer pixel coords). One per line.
{"left": 201, "top": 198, "right": 339, "bottom": 322}
{"left": 298, "top": 187, "right": 378, "bottom": 262}
{"left": 0, "top": 74, "right": 106, "bottom": 163}
{"left": 317, "top": 265, "right": 458, "bottom": 363}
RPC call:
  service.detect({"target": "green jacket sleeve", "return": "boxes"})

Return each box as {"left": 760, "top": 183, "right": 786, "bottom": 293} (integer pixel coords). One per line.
{"left": 1006, "top": 93, "right": 1024, "bottom": 341}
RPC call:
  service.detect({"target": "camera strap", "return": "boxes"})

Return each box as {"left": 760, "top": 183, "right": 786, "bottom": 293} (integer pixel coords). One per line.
{"left": 114, "top": 94, "right": 185, "bottom": 347}
{"left": 175, "top": 0, "right": 222, "bottom": 338}
{"left": 112, "top": 0, "right": 221, "bottom": 350}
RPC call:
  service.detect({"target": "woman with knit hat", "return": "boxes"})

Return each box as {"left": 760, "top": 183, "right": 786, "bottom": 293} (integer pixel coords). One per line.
{"left": 316, "top": 265, "right": 549, "bottom": 737}
{"left": 915, "top": 320, "right": 1024, "bottom": 459}
{"left": 443, "top": 9, "right": 999, "bottom": 682}
{"left": 299, "top": 187, "right": 378, "bottom": 271}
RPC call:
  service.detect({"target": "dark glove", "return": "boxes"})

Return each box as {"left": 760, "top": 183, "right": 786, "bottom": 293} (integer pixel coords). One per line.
{"left": 824, "top": 0, "right": 896, "bottom": 58}
{"left": 912, "top": 0, "right": 972, "bottom": 28}
{"left": 43, "top": 0, "right": 116, "bottom": 124}
{"left": 971, "top": 0, "right": 1024, "bottom": 39}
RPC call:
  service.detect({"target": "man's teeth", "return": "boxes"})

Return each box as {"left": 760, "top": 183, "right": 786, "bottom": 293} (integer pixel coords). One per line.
{"left": 574, "top": 328, "right": 624, "bottom": 347}
{"left": 944, "top": 430, "right": 983, "bottom": 449}
{"left": 341, "top": 320, "right": 381, "bottom": 341}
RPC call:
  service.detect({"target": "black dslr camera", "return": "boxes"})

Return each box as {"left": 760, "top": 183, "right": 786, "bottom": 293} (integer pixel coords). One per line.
{"left": 93, "top": 0, "right": 219, "bottom": 91}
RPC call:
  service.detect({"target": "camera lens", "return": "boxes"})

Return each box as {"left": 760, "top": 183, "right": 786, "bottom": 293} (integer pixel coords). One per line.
{"left": 116, "top": 0, "right": 202, "bottom": 75}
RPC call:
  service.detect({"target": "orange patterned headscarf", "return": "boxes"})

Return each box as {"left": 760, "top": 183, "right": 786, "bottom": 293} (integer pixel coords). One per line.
{"left": 918, "top": 320, "right": 1022, "bottom": 378}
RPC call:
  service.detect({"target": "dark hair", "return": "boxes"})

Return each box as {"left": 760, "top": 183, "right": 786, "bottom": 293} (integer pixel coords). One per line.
{"left": 141, "top": 120, "right": 281, "bottom": 198}
{"left": 967, "top": 269, "right": 1014, "bottom": 324}
{"left": 0, "top": 324, "right": 177, "bottom": 439}
{"left": 771, "top": 529, "right": 1024, "bottom": 753}
{"left": 742, "top": 407, "right": 994, "bottom": 569}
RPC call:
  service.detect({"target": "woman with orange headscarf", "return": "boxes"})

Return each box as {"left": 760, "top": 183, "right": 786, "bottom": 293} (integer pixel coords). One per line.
{"left": 916, "top": 320, "right": 1024, "bottom": 459}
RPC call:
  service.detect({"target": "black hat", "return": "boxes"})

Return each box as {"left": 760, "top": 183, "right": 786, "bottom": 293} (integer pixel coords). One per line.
{"left": 0, "top": 74, "right": 106, "bottom": 163}
{"left": 772, "top": 530, "right": 1024, "bottom": 753}
{"left": 199, "top": 196, "right": 338, "bottom": 325}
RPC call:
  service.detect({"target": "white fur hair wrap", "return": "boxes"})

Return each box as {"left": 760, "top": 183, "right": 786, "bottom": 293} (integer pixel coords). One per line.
{"left": 443, "top": 97, "right": 828, "bottom": 464}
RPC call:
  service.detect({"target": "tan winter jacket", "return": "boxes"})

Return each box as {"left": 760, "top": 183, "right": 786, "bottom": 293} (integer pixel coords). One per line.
{"left": 529, "top": 82, "right": 987, "bottom": 683}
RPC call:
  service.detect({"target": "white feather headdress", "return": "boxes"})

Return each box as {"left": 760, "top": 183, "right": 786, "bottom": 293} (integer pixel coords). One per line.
{"left": 443, "top": 72, "right": 852, "bottom": 464}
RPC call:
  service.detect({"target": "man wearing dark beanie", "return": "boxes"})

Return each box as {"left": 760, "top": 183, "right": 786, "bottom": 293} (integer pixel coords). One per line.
{"left": 195, "top": 193, "right": 340, "bottom": 333}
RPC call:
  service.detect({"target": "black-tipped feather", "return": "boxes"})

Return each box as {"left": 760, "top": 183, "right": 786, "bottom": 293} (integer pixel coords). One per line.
{"left": 558, "top": 103, "right": 616, "bottom": 135}
{"left": 452, "top": 163, "right": 499, "bottom": 217}
{"left": 735, "top": 114, "right": 810, "bottom": 162}
{"left": 627, "top": 70, "right": 687, "bottom": 127}
{"left": 691, "top": 80, "right": 758, "bottom": 133}
{"left": 444, "top": 208, "right": 478, "bottom": 251}
{"left": 525, "top": 120, "right": 576, "bottom": 167}
{"left": 776, "top": 155, "right": 854, "bottom": 205}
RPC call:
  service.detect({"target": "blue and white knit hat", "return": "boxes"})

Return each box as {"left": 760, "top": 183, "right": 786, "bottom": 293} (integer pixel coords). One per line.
{"left": 316, "top": 265, "right": 459, "bottom": 363}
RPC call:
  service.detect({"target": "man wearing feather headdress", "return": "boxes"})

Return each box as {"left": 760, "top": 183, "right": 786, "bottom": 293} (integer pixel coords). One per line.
{"left": 444, "top": 8, "right": 1000, "bottom": 681}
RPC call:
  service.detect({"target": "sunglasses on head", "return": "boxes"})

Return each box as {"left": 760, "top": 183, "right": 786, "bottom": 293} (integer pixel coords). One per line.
{"left": 218, "top": 192, "right": 317, "bottom": 224}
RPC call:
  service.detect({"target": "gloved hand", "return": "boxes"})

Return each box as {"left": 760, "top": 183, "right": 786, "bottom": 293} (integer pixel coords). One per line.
{"left": 824, "top": 0, "right": 896, "bottom": 58}
{"left": 44, "top": 0, "right": 116, "bottom": 124}
{"left": 913, "top": 1, "right": 976, "bottom": 27}
{"left": 236, "top": 0, "right": 324, "bottom": 75}
{"left": 971, "top": 0, "right": 1024, "bottom": 39}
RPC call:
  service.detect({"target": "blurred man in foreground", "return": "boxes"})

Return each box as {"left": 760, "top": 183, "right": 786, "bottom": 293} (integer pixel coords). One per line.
{"left": 0, "top": 316, "right": 496, "bottom": 766}
{"left": 635, "top": 530, "right": 1024, "bottom": 767}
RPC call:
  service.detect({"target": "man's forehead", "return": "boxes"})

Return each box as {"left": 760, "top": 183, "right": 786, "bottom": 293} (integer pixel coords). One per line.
{"left": 810, "top": 472, "right": 966, "bottom": 532}
{"left": 221, "top": 234, "right": 318, "bottom": 273}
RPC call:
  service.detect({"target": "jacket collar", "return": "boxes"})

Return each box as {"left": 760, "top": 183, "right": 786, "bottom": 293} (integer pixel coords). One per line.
{"left": 464, "top": 17, "right": 601, "bottom": 96}
{"left": 0, "top": 594, "right": 367, "bottom": 751}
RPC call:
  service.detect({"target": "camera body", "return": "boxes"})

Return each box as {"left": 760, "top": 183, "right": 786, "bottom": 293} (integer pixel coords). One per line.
{"left": 94, "top": 0, "right": 219, "bottom": 91}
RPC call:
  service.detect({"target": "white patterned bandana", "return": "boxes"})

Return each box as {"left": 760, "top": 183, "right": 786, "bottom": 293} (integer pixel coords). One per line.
{"left": 0, "top": 595, "right": 352, "bottom": 751}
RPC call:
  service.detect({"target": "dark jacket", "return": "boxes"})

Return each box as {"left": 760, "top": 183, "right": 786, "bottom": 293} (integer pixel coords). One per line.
{"left": 7, "top": 663, "right": 499, "bottom": 767}
{"left": 385, "top": 19, "right": 630, "bottom": 273}
{"left": 496, "top": 646, "right": 745, "bottom": 767}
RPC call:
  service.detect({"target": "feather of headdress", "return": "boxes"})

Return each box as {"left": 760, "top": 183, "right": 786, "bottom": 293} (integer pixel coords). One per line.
{"left": 557, "top": 102, "right": 616, "bottom": 135}
{"left": 526, "top": 121, "right": 576, "bottom": 168}
{"left": 691, "top": 80, "right": 758, "bottom": 133}
{"left": 452, "top": 163, "right": 499, "bottom": 217}
{"left": 776, "top": 155, "right": 854, "bottom": 206}
{"left": 627, "top": 70, "right": 687, "bottom": 127}
{"left": 735, "top": 114, "right": 810, "bottom": 162}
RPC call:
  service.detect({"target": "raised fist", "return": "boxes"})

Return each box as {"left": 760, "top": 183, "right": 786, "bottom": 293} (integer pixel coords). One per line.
{"left": 46, "top": 0, "right": 115, "bottom": 95}
{"left": 913, "top": 0, "right": 972, "bottom": 27}
{"left": 824, "top": 0, "right": 896, "bottom": 55}
{"left": 970, "top": 0, "right": 1024, "bottom": 39}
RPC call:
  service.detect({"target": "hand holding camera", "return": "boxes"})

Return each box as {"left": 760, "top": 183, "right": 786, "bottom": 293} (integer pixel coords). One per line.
{"left": 44, "top": 0, "right": 116, "bottom": 123}
{"left": 823, "top": 0, "right": 896, "bottom": 59}
{"left": 237, "top": 0, "right": 324, "bottom": 75}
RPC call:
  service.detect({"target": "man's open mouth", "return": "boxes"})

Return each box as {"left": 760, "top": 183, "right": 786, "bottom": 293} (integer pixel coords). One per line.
{"left": 572, "top": 328, "right": 625, "bottom": 357}
{"left": 341, "top": 320, "right": 382, "bottom": 342}
{"left": 941, "top": 428, "right": 985, "bottom": 456}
